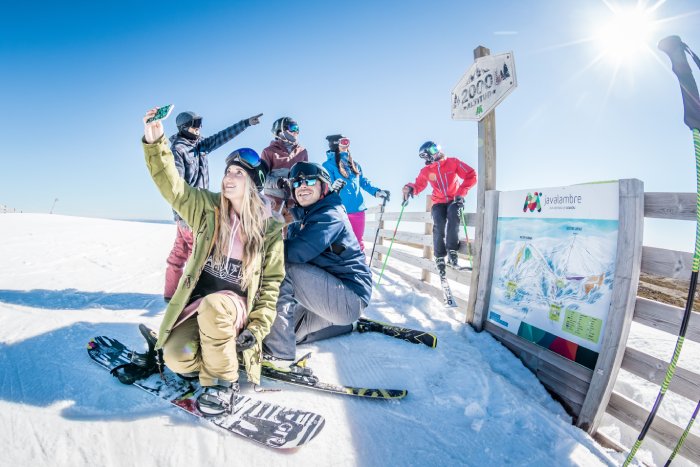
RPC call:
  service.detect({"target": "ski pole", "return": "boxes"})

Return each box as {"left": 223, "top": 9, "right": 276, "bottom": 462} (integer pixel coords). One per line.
{"left": 624, "top": 35, "right": 700, "bottom": 467}
{"left": 368, "top": 197, "right": 388, "bottom": 268}
{"left": 459, "top": 208, "right": 473, "bottom": 269}
{"left": 667, "top": 399, "right": 699, "bottom": 466}
{"left": 376, "top": 200, "right": 407, "bottom": 286}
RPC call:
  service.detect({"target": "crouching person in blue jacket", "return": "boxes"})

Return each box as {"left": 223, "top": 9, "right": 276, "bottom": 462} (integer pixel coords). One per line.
{"left": 262, "top": 162, "right": 372, "bottom": 370}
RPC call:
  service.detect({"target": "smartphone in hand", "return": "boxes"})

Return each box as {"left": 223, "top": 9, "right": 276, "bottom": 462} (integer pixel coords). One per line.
{"left": 146, "top": 104, "right": 174, "bottom": 123}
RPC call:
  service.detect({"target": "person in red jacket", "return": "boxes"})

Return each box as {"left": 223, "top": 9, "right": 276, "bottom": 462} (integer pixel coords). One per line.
{"left": 402, "top": 141, "right": 477, "bottom": 276}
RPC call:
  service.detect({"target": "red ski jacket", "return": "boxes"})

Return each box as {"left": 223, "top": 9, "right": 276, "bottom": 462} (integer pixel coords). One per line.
{"left": 406, "top": 157, "right": 477, "bottom": 204}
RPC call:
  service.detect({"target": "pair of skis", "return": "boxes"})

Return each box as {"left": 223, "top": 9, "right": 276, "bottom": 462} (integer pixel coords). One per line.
{"left": 86, "top": 318, "right": 437, "bottom": 449}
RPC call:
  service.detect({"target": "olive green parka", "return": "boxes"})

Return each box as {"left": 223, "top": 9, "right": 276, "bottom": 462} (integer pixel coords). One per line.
{"left": 143, "top": 135, "right": 285, "bottom": 385}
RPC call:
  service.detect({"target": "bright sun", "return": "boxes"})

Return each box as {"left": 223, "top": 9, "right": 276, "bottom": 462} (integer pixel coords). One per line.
{"left": 594, "top": 3, "right": 656, "bottom": 63}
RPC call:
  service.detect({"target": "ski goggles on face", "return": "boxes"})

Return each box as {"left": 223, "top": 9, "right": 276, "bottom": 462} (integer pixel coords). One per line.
{"left": 419, "top": 144, "right": 440, "bottom": 159}
{"left": 338, "top": 137, "right": 350, "bottom": 147}
{"left": 291, "top": 177, "right": 319, "bottom": 188}
{"left": 225, "top": 148, "right": 261, "bottom": 170}
{"left": 286, "top": 122, "right": 300, "bottom": 133}
{"left": 190, "top": 117, "right": 202, "bottom": 129}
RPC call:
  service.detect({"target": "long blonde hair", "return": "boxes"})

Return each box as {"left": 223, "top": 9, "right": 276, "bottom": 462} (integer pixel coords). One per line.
{"left": 212, "top": 174, "right": 266, "bottom": 290}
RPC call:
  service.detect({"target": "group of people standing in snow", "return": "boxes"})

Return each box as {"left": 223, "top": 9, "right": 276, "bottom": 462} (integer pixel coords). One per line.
{"left": 141, "top": 107, "right": 476, "bottom": 416}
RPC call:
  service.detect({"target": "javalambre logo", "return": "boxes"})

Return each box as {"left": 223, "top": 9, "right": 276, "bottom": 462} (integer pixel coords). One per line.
{"left": 523, "top": 192, "right": 542, "bottom": 213}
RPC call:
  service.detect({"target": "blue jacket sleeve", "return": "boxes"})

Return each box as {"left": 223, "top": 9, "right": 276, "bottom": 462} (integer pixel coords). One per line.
{"left": 199, "top": 119, "right": 250, "bottom": 154}
{"left": 284, "top": 212, "right": 344, "bottom": 263}
{"left": 322, "top": 156, "right": 340, "bottom": 184}
{"left": 357, "top": 163, "right": 380, "bottom": 196}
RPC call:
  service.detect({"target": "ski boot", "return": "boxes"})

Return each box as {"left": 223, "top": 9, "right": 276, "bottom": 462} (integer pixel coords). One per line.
{"left": 447, "top": 250, "right": 460, "bottom": 268}
{"left": 435, "top": 256, "right": 447, "bottom": 279}
{"left": 110, "top": 324, "right": 164, "bottom": 385}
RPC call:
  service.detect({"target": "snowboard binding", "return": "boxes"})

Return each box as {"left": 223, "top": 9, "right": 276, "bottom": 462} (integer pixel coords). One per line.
{"left": 110, "top": 324, "right": 164, "bottom": 385}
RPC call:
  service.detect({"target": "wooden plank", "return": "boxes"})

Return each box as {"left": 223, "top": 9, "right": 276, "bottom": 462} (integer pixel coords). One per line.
{"left": 473, "top": 190, "right": 499, "bottom": 330}
{"left": 641, "top": 246, "right": 693, "bottom": 279}
{"left": 578, "top": 179, "right": 645, "bottom": 434}
{"left": 633, "top": 297, "right": 700, "bottom": 344}
{"left": 366, "top": 204, "right": 382, "bottom": 215}
{"left": 621, "top": 347, "right": 700, "bottom": 402}
{"left": 593, "top": 431, "right": 627, "bottom": 455}
{"left": 375, "top": 230, "right": 473, "bottom": 256}
{"left": 644, "top": 192, "right": 696, "bottom": 221}
{"left": 373, "top": 244, "right": 472, "bottom": 284}
{"left": 382, "top": 210, "right": 476, "bottom": 226}
{"left": 607, "top": 392, "right": 700, "bottom": 465}
{"left": 422, "top": 197, "right": 433, "bottom": 282}
{"left": 467, "top": 46, "right": 497, "bottom": 328}
{"left": 485, "top": 322, "right": 591, "bottom": 417}
{"left": 536, "top": 370, "right": 584, "bottom": 416}
{"left": 484, "top": 321, "right": 593, "bottom": 382}
{"left": 376, "top": 262, "right": 468, "bottom": 309}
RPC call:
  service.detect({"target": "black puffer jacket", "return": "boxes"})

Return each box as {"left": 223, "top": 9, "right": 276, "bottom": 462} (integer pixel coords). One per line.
{"left": 169, "top": 119, "right": 250, "bottom": 220}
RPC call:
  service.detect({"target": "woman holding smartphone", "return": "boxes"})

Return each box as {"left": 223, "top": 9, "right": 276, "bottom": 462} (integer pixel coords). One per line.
{"left": 141, "top": 108, "right": 285, "bottom": 417}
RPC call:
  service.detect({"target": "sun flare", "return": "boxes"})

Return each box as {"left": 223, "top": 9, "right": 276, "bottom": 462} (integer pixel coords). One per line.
{"left": 594, "top": 3, "right": 657, "bottom": 63}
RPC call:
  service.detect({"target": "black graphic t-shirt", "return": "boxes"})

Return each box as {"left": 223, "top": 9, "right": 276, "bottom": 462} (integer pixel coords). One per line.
{"left": 189, "top": 254, "right": 247, "bottom": 304}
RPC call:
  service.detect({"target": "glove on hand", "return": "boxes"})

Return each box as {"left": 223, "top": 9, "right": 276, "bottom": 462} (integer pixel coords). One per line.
{"left": 453, "top": 196, "right": 465, "bottom": 209}
{"left": 375, "top": 190, "right": 390, "bottom": 202}
{"left": 331, "top": 179, "right": 347, "bottom": 192}
{"left": 247, "top": 113, "right": 263, "bottom": 126}
{"left": 402, "top": 185, "right": 414, "bottom": 202}
{"left": 236, "top": 329, "right": 256, "bottom": 351}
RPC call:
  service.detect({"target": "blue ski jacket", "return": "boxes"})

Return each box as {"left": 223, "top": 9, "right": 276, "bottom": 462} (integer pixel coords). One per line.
{"left": 169, "top": 119, "right": 250, "bottom": 220}
{"left": 286, "top": 192, "right": 372, "bottom": 305}
{"left": 322, "top": 151, "right": 380, "bottom": 214}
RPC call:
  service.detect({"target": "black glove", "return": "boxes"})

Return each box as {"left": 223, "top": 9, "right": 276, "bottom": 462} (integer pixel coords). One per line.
{"left": 277, "top": 178, "right": 292, "bottom": 199}
{"left": 453, "top": 196, "right": 465, "bottom": 209}
{"left": 375, "top": 190, "right": 390, "bottom": 202}
{"left": 236, "top": 329, "right": 256, "bottom": 351}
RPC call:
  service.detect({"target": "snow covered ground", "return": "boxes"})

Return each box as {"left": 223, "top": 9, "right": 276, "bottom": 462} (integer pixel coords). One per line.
{"left": 0, "top": 213, "right": 676, "bottom": 466}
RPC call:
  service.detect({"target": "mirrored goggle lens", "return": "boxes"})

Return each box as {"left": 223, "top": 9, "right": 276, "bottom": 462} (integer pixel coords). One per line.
{"left": 287, "top": 123, "right": 300, "bottom": 133}
{"left": 292, "top": 177, "right": 319, "bottom": 188}
{"left": 338, "top": 138, "right": 350, "bottom": 147}
{"left": 427, "top": 145, "right": 439, "bottom": 155}
{"left": 227, "top": 148, "right": 261, "bottom": 170}
{"left": 191, "top": 117, "right": 202, "bottom": 129}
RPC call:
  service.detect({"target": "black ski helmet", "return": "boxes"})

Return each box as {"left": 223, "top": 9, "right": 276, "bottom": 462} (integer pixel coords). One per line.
{"left": 419, "top": 141, "right": 442, "bottom": 162}
{"left": 224, "top": 148, "right": 269, "bottom": 192}
{"left": 325, "top": 134, "right": 345, "bottom": 153}
{"left": 175, "top": 111, "right": 202, "bottom": 131}
{"left": 271, "top": 117, "right": 299, "bottom": 138}
{"left": 288, "top": 161, "right": 332, "bottom": 203}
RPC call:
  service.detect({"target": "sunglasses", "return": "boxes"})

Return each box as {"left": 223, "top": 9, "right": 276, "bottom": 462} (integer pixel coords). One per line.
{"left": 291, "top": 177, "right": 319, "bottom": 188}
{"left": 338, "top": 137, "right": 350, "bottom": 147}
{"left": 225, "top": 148, "right": 261, "bottom": 170}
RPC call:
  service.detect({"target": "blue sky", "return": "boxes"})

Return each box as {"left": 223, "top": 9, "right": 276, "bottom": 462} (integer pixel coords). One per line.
{"left": 2, "top": 0, "right": 699, "bottom": 250}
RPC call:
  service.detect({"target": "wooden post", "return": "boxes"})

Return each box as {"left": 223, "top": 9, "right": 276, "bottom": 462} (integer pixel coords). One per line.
{"left": 576, "top": 179, "right": 644, "bottom": 433}
{"left": 466, "top": 45, "right": 498, "bottom": 325}
{"left": 422, "top": 197, "right": 433, "bottom": 282}
{"left": 472, "top": 190, "right": 500, "bottom": 331}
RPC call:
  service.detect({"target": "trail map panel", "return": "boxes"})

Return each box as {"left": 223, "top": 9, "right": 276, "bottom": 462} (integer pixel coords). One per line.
{"left": 487, "top": 182, "right": 619, "bottom": 369}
